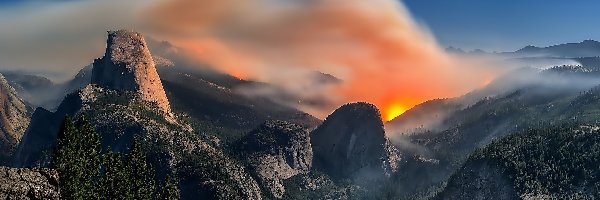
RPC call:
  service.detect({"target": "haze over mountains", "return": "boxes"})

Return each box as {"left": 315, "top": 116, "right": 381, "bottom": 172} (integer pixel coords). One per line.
{"left": 448, "top": 39, "right": 600, "bottom": 57}
{"left": 3, "top": 28, "right": 600, "bottom": 199}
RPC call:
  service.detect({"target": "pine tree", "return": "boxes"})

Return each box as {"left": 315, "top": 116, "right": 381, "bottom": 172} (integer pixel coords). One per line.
{"left": 128, "top": 136, "right": 156, "bottom": 199}
{"left": 54, "top": 116, "right": 79, "bottom": 199}
{"left": 158, "top": 172, "right": 180, "bottom": 200}
{"left": 74, "top": 116, "right": 102, "bottom": 198}
{"left": 54, "top": 116, "right": 179, "bottom": 199}
{"left": 99, "top": 151, "right": 133, "bottom": 200}
{"left": 54, "top": 116, "right": 102, "bottom": 199}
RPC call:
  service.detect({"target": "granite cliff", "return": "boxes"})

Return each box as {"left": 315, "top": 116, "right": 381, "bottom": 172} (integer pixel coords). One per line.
{"left": 236, "top": 120, "right": 312, "bottom": 198}
{"left": 311, "top": 102, "right": 400, "bottom": 182}
{"left": 92, "top": 30, "right": 172, "bottom": 117}
{"left": 0, "top": 73, "right": 31, "bottom": 163}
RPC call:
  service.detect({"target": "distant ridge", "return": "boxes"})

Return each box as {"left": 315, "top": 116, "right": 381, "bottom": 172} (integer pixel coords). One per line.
{"left": 508, "top": 40, "right": 600, "bottom": 58}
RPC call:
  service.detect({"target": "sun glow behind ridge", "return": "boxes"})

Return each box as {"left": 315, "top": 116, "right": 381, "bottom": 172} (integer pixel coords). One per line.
{"left": 385, "top": 103, "right": 407, "bottom": 122}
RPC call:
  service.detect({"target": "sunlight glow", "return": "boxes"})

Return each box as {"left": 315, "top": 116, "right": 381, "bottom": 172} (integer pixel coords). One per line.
{"left": 385, "top": 103, "right": 406, "bottom": 121}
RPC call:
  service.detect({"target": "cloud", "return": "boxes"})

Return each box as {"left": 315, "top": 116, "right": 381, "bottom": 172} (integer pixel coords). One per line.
{"left": 142, "top": 0, "right": 503, "bottom": 118}
{"left": 0, "top": 0, "right": 506, "bottom": 119}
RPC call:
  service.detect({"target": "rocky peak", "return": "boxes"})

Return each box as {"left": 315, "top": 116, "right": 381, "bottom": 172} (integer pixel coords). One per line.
{"left": 236, "top": 120, "right": 312, "bottom": 198}
{"left": 91, "top": 30, "right": 172, "bottom": 116}
{"left": 0, "top": 73, "right": 30, "bottom": 162}
{"left": 311, "top": 102, "right": 400, "bottom": 181}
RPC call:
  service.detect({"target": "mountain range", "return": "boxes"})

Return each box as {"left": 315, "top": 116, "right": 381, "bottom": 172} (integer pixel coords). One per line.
{"left": 3, "top": 31, "right": 600, "bottom": 199}
{"left": 447, "top": 39, "right": 600, "bottom": 58}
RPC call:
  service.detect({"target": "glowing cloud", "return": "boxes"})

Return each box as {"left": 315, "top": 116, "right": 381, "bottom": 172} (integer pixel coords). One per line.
{"left": 142, "top": 0, "right": 502, "bottom": 119}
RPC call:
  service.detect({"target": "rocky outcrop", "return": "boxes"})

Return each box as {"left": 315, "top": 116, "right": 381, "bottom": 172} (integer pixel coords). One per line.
{"left": 92, "top": 30, "right": 172, "bottom": 116}
{"left": 0, "top": 73, "right": 31, "bottom": 162}
{"left": 436, "top": 159, "right": 518, "bottom": 200}
{"left": 0, "top": 166, "right": 60, "bottom": 199}
{"left": 311, "top": 102, "right": 400, "bottom": 181}
{"left": 236, "top": 120, "right": 312, "bottom": 198}
{"left": 13, "top": 92, "right": 83, "bottom": 167}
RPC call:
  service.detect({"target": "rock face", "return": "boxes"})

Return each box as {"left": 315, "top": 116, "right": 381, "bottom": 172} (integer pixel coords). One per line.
{"left": 13, "top": 92, "right": 83, "bottom": 167}
{"left": 236, "top": 120, "right": 312, "bottom": 198}
{"left": 311, "top": 102, "right": 400, "bottom": 181}
{"left": 92, "top": 30, "right": 172, "bottom": 116}
{"left": 0, "top": 166, "right": 60, "bottom": 199}
{"left": 0, "top": 73, "right": 30, "bottom": 162}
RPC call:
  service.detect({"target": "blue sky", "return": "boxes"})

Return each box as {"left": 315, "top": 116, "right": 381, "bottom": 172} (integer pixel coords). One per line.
{"left": 403, "top": 0, "right": 600, "bottom": 51}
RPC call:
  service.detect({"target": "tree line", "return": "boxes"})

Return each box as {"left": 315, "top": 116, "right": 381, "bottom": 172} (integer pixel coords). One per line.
{"left": 53, "top": 116, "right": 179, "bottom": 200}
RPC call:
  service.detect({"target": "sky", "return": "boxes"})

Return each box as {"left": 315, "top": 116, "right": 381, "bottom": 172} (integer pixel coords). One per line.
{"left": 403, "top": 0, "right": 600, "bottom": 51}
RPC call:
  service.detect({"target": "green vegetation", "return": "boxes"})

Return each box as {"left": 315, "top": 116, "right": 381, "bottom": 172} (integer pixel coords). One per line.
{"left": 98, "top": 151, "right": 131, "bottom": 199}
{"left": 472, "top": 123, "right": 600, "bottom": 198}
{"left": 395, "top": 84, "right": 600, "bottom": 198}
{"left": 157, "top": 173, "right": 180, "bottom": 200}
{"left": 53, "top": 116, "right": 180, "bottom": 199}
{"left": 54, "top": 116, "right": 101, "bottom": 199}
{"left": 129, "top": 138, "right": 157, "bottom": 199}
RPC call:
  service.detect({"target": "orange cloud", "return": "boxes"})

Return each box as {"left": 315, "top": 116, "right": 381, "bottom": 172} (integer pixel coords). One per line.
{"left": 142, "top": 0, "right": 502, "bottom": 119}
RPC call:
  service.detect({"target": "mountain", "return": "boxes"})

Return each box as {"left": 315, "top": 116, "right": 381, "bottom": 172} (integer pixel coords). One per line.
{"left": 145, "top": 38, "right": 321, "bottom": 137}
{"left": 3, "top": 34, "right": 321, "bottom": 146}
{"left": 387, "top": 98, "right": 462, "bottom": 134}
{"left": 234, "top": 120, "right": 312, "bottom": 198}
{"left": 380, "top": 65, "right": 600, "bottom": 198}
{"left": 160, "top": 69, "right": 321, "bottom": 143}
{"left": 231, "top": 105, "right": 405, "bottom": 199}
{"left": 445, "top": 46, "right": 466, "bottom": 54}
{"left": 1, "top": 66, "right": 94, "bottom": 111}
{"left": 436, "top": 86, "right": 600, "bottom": 199}
{"left": 311, "top": 102, "right": 400, "bottom": 181}
{"left": 91, "top": 30, "right": 172, "bottom": 117}
{"left": 14, "top": 29, "right": 182, "bottom": 166}
{"left": 16, "top": 31, "right": 600, "bottom": 199}
{"left": 435, "top": 158, "right": 518, "bottom": 200}
{"left": 0, "top": 71, "right": 55, "bottom": 106}
{"left": 439, "top": 123, "right": 600, "bottom": 199}
{"left": 0, "top": 73, "right": 31, "bottom": 164}
{"left": 9, "top": 30, "right": 323, "bottom": 198}
{"left": 12, "top": 30, "right": 266, "bottom": 199}
{"left": 506, "top": 40, "right": 600, "bottom": 58}
{"left": 574, "top": 56, "right": 600, "bottom": 71}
